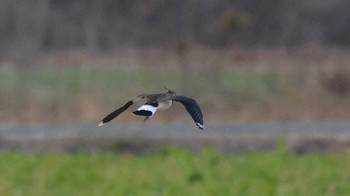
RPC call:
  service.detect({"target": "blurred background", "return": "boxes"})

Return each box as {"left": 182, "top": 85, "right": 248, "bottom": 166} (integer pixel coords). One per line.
{"left": 2, "top": 1, "right": 350, "bottom": 195}
{"left": 1, "top": 0, "right": 350, "bottom": 124}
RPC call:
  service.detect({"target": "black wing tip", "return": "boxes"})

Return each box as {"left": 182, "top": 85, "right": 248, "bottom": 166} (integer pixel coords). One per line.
{"left": 98, "top": 121, "right": 105, "bottom": 127}
{"left": 196, "top": 122, "right": 204, "bottom": 130}
{"left": 174, "top": 96, "right": 204, "bottom": 130}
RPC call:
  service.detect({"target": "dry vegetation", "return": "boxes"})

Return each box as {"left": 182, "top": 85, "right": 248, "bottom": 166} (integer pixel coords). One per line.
{"left": 1, "top": 46, "right": 350, "bottom": 124}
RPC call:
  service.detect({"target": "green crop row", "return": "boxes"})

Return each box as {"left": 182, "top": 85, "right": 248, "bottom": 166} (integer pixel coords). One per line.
{"left": 1, "top": 148, "right": 350, "bottom": 195}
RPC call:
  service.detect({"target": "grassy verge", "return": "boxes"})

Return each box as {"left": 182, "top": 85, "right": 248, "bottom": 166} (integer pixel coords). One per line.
{"left": 0, "top": 148, "right": 350, "bottom": 195}
{"left": 0, "top": 63, "right": 284, "bottom": 123}
{"left": 1, "top": 47, "right": 350, "bottom": 123}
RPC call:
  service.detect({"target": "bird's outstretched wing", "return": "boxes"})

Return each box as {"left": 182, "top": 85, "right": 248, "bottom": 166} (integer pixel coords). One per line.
{"left": 98, "top": 94, "right": 147, "bottom": 126}
{"left": 173, "top": 96, "right": 204, "bottom": 130}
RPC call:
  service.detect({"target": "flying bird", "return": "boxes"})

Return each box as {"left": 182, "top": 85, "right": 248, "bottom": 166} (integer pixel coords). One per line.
{"left": 98, "top": 87, "right": 204, "bottom": 130}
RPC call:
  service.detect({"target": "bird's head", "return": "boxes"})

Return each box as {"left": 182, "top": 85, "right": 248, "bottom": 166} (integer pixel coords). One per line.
{"left": 164, "top": 86, "right": 176, "bottom": 95}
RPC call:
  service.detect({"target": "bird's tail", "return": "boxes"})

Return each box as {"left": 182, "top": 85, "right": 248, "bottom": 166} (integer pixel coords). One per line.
{"left": 133, "top": 104, "right": 158, "bottom": 117}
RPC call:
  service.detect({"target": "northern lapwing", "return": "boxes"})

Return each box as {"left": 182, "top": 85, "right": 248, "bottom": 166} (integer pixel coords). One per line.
{"left": 98, "top": 87, "right": 204, "bottom": 130}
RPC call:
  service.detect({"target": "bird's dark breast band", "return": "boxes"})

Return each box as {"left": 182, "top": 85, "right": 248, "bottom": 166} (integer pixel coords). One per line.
{"left": 147, "top": 102, "right": 158, "bottom": 107}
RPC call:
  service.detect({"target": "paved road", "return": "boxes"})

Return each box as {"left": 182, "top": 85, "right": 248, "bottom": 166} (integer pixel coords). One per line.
{"left": 1, "top": 122, "right": 350, "bottom": 154}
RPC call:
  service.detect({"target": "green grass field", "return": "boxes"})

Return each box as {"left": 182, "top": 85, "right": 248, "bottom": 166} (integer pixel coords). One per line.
{"left": 2, "top": 60, "right": 350, "bottom": 123}
{"left": 2, "top": 47, "right": 350, "bottom": 123}
{"left": 1, "top": 148, "right": 350, "bottom": 196}
{"left": 0, "top": 63, "right": 285, "bottom": 123}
